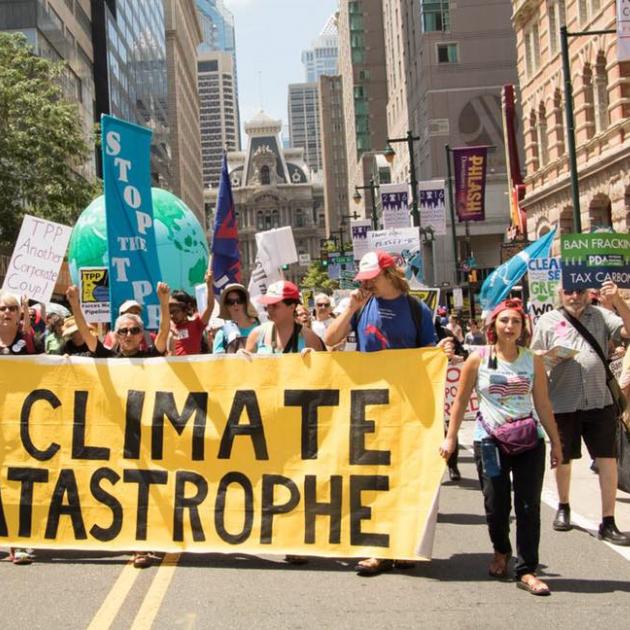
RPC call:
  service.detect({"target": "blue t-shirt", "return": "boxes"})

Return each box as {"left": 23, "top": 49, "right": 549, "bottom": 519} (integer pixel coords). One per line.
{"left": 354, "top": 295, "right": 436, "bottom": 352}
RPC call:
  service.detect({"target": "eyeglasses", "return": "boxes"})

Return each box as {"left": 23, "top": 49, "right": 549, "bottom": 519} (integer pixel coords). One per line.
{"left": 562, "top": 289, "right": 586, "bottom": 296}
{"left": 316, "top": 303, "right": 330, "bottom": 308}
{"left": 0, "top": 305, "right": 19, "bottom": 313}
{"left": 117, "top": 326, "right": 142, "bottom": 336}
{"left": 226, "top": 297, "right": 244, "bottom": 306}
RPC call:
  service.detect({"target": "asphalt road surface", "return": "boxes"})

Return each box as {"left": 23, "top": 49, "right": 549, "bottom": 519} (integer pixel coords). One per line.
{"left": 2, "top": 433, "right": 630, "bottom": 630}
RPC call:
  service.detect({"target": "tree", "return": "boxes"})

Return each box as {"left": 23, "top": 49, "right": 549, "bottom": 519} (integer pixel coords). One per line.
{"left": 301, "top": 260, "right": 339, "bottom": 292}
{"left": 0, "top": 33, "right": 97, "bottom": 245}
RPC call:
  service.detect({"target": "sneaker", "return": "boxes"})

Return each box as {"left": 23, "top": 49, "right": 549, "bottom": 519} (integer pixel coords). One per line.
{"left": 552, "top": 506, "right": 572, "bottom": 531}
{"left": 448, "top": 466, "right": 461, "bottom": 482}
{"left": 598, "top": 522, "right": 630, "bottom": 546}
{"left": 11, "top": 549, "right": 32, "bottom": 565}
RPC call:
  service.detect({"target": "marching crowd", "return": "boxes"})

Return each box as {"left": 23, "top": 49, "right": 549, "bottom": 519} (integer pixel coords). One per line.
{"left": 1, "top": 248, "right": 630, "bottom": 597}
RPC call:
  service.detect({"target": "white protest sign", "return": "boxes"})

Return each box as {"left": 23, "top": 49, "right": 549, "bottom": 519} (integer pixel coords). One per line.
{"left": 380, "top": 182, "right": 411, "bottom": 230}
{"left": 351, "top": 219, "right": 372, "bottom": 262}
{"left": 453, "top": 287, "right": 464, "bottom": 310}
{"left": 79, "top": 267, "right": 110, "bottom": 323}
{"left": 260, "top": 226, "right": 298, "bottom": 269}
{"left": 418, "top": 180, "right": 446, "bottom": 236}
{"left": 368, "top": 227, "right": 424, "bottom": 287}
{"left": 2, "top": 215, "right": 72, "bottom": 302}
{"left": 527, "top": 257, "right": 561, "bottom": 326}
{"left": 618, "top": 0, "right": 630, "bottom": 61}
{"left": 248, "top": 229, "right": 286, "bottom": 322}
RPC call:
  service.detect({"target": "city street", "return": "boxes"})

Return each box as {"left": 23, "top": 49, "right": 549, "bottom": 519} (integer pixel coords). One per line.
{"left": 2, "top": 419, "right": 629, "bottom": 630}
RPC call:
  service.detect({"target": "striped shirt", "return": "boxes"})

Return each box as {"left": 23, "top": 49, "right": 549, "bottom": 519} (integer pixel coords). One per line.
{"left": 530, "top": 306, "right": 624, "bottom": 413}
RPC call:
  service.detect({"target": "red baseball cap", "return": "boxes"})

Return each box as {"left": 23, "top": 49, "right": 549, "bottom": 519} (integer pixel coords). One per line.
{"left": 354, "top": 250, "right": 396, "bottom": 281}
{"left": 257, "top": 281, "right": 301, "bottom": 305}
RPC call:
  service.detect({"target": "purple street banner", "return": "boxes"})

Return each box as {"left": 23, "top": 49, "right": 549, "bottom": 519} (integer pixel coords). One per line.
{"left": 380, "top": 183, "right": 411, "bottom": 229}
{"left": 418, "top": 180, "right": 446, "bottom": 236}
{"left": 101, "top": 115, "right": 162, "bottom": 329}
{"left": 453, "top": 146, "right": 488, "bottom": 222}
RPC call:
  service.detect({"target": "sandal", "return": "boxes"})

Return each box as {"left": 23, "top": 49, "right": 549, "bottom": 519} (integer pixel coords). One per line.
{"left": 354, "top": 557, "right": 394, "bottom": 576}
{"left": 517, "top": 573, "right": 550, "bottom": 596}
{"left": 488, "top": 551, "right": 509, "bottom": 578}
{"left": 132, "top": 553, "right": 152, "bottom": 569}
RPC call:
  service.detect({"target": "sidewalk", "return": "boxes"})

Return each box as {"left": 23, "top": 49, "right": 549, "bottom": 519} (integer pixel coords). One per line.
{"left": 457, "top": 418, "right": 630, "bottom": 557}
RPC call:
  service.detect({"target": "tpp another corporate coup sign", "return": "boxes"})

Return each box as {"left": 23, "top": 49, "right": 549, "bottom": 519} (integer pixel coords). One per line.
{"left": 101, "top": 115, "right": 162, "bottom": 328}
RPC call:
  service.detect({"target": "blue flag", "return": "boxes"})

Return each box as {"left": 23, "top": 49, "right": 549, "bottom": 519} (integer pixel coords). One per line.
{"left": 480, "top": 227, "right": 557, "bottom": 312}
{"left": 101, "top": 115, "right": 162, "bottom": 329}
{"left": 211, "top": 155, "right": 241, "bottom": 295}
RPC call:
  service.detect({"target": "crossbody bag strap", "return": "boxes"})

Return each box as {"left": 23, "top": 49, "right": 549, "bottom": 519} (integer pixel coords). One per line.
{"left": 559, "top": 307, "right": 613, "bottom": 379}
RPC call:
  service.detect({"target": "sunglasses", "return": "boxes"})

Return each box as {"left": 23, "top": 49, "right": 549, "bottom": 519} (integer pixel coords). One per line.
{"left": 226, "top": 297, "right": 245, "bottom": 306}
{"left": 0, "top": 305, "right": 19, "bottom": 313}
{"left": 117, "top": 326, "right": 142, "bottom": 336}
{"left": 562, "top": 289, "right": 586, "bottom": 296}
{"left": 316, "top": 303, "right": 330, "bottom": 308}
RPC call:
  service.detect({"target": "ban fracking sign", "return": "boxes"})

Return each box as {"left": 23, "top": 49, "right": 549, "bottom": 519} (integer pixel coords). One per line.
{"left": 560, "top": 233, "right": 630, "bottom": 290}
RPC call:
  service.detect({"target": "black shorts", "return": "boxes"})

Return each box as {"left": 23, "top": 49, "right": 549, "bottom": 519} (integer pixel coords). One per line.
{"left": 554, "top": 405, "right": 617, "bottom": 464}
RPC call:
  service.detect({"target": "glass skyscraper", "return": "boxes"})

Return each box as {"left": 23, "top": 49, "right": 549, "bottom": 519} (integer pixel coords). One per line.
{"left": 301, "top": 14, "right": 338, "bottom": 83}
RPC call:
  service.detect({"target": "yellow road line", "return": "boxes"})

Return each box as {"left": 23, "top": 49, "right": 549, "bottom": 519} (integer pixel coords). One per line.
{"left": 129, "top": 553, "right": 181, "bottom": 630}
{"left": 86, "top": 559, "right": 142, "bottom": 630}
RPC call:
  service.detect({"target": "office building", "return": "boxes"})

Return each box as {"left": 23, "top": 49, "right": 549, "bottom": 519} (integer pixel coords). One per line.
{"left": 302, "top": 13, "right": 338, "bottom": 82}
{"left": 288, "top": 82, "right": 322, "bottom": 173}
{"left": 198, "top": 50, "right": 239, "bottom": 188}
{"left": 512, "top": 0, "right": 630, "bottom": 241}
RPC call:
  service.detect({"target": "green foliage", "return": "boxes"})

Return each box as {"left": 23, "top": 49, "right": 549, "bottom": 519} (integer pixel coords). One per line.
{"left": 301, "top": 260, "right": 339, "bottom": 291}
{"left": 0, "top": 33, "right": 98, "bottom": 244}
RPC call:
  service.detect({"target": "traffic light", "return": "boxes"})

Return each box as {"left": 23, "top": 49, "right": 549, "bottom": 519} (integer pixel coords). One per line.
{"left": 282, "top": 264, "right": 289, "bottom": 271}
{"left": 467, "top": 269, "right": 478, "bottom": 284}
{"left": 321, "top": 259, "right": 328, "bottom": 268}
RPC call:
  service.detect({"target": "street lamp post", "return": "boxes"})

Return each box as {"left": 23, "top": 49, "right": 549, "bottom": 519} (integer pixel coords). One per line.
{"left": 353, "top": 179, "right": 379, "bottom": 230}
{"left": 560, "top": 25, "right": 615, "bottom": 233}
{"left": 384, "top": 130, "right": 421, "bottom": 227}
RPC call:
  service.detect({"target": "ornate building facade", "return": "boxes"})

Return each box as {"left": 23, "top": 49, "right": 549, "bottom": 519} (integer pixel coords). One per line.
{"left": 206, "top": 112, "right": 326, "bottom": 285}
{"left": 512, "top": 0, "right": 630, "bottom": 246}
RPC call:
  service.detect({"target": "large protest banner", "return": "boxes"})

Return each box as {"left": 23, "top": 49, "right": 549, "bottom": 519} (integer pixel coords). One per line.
{"left": 561, "top": 232, "right": 630, "bottom": 290}
{"left": 1, "top": 215, "right": 72, "bottom": 302}
{"left": 527, "top": 257, "right": 561, "bottom": 326}
{"left": 0, "top": 350, "right": 447, "bottom": 560}
{"left": 101, "top": 115, "right": 162, "bottom": 329}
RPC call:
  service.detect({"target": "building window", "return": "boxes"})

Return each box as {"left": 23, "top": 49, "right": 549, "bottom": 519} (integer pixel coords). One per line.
{"left": 524, "top": 20, "right": 541, "bottom": 78}
{"left": 553, "top": 89, "right": 565, "bottom": 157}
{"left": 547, "top": 0, "right": 565, "bottom": 56}
{"left": 260, "top": 165, "right": 270, "bottom": 185}
{"left": 583, "top": 63, "right": 595, "bottom": 140}
{"left": 578, "top": 0, "right": 588, "bottom": 25}
{"left": 437, "top": 43, "right": 458, "bottom": 63}
{"left": 272, "top": 210, "right": 279, "bottom": 228}
{"left": 537, "top": 102, "right": 549, "bottom": 166}
{"left": 295, "top": 209, "right": 305, "bottom": 228}
{"left": 594, "top": 52, "right": 609, "bottom": 134}
{"left": 421, "top": 1, "right": 450, "bottom": 33}
{"left": 256, "top": 211, "right": 264, "bottom": 230}
{"left": 529, "top": 110, "right": 539, "bottom": 172}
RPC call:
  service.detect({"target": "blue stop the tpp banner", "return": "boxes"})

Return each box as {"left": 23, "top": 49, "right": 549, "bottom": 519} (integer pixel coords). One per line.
{"left": 101, "top": 115, "right": 162, "bottom": 328}
{"left": 560, "top": 233, "right": 630, "bottom": 290}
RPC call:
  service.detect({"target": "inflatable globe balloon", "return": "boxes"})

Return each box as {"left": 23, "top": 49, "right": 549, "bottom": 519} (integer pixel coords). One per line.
{"left": 68, "top": 188, "right": 209, "bottom": 295}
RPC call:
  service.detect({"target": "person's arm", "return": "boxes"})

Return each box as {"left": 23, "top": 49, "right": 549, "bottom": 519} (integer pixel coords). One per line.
{"left": 199, "top": 270, "right": 215, "bottom": 326}
{"left": 154, "top": 282, "right": 171, "bottom": 354}
{"left": 245, "top": 326, "right": 261, "bottom": 353}
{"left": 302, "top": 326, "right": 326, "bottom": 351}
{"left": 439, "top": 352, "right": 481, "bottom": 459}
{"left": 213, "top": 328, "right": 226, "bottom": 354}
{"left": 66, "top": 285, "right": 98, "bottom": 352}
{"left": 20, "top": 296, "right": 31, "bottom": 336}
{"left": 324, "top": 288, "right": 370, "bottom": 347}
{"left": 532, "top": 354, "right": 562, "bottom": 469}
{"left": 600, "top": 280, "right": 630, "bottom": 339}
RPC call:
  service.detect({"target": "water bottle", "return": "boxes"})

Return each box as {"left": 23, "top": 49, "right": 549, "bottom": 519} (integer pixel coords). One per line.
{"left": 481, "top": 439, "right": 502, "bottom": 478}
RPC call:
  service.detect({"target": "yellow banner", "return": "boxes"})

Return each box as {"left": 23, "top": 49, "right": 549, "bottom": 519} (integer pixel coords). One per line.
{"left": 0, "top": 349, "right": 446, "bottom": 559}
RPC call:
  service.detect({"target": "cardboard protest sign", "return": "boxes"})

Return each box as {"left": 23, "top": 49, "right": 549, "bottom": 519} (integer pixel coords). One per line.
{"left": 0, "top": 350, "right": 447, "bottom": 559}
{"left": 380, "top": 183, "right": 411, "bottom": 230}
{"left": 527, "top": 257, "right": 561, "bottom": 326}
{"left": 410, "top": 288, "right": 440, "bottom": 317}
{"left": 561, "top": 233, "right": 630, "bottom": 290}
{"left": 1, "top": 215, "right": 71, "bottom": 302}
{"left": 367, "top": 228, "right": 423, "bottom": 287}
{"left": 79, "top": 267, "right": 110, "bottom": 323}
{"left": 444, "top": 363, "right": 479, "bottom": 421}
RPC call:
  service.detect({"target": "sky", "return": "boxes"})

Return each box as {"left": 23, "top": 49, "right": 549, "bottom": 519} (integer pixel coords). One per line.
{"left": 223, "top": 0, "right": 339, "bottom": 138}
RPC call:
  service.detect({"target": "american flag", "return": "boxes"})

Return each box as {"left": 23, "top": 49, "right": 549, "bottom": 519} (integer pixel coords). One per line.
{"left": 489, "top": 374, "right": 530, "bottom": 397}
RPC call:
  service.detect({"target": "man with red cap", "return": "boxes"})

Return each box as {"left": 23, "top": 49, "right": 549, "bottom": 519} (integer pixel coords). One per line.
{"left": 325, "top": 249, "right": 453, "bottom": 575}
